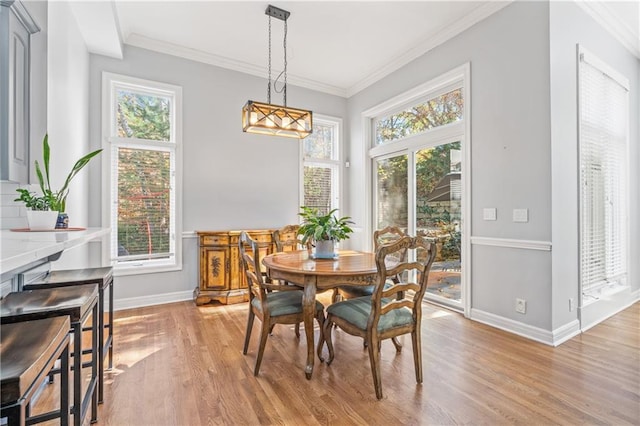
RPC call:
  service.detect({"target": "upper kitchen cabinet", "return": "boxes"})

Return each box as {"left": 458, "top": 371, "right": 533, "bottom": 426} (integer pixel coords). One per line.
{"left": 0, "top": 0, "right": 41, "bottom": 183}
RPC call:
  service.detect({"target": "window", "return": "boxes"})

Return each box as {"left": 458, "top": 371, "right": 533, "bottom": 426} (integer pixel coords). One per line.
{"left": 578, "top": 48, "right": 629, "bottom": 300}
{"left": 374, "top": 88, "right": 463, "bottom": 145}
{"left": 301, "top": 116, "right": 341, "bottom": 215}
{"left": 102, "top": 73, "right": 182, "bottom": 273}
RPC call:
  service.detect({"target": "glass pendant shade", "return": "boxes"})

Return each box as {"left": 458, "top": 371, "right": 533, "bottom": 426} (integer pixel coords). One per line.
{"left": 242, "top": 100, "right": 313, "bottom": 139}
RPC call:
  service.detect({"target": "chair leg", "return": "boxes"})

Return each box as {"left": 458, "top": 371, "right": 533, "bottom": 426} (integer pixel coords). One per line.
{"left": 411, "top": 329, "right": 423, "bottom": 384}
{"left": 294, "top": 322, "right": 300, "bottom": 338}
{"left": 254, "top": 324, "right": 270, "bottom": 376}
{"left": 367, "top": 336, "right": 384, "bottom": 400}
{"left": 243, "top": 310, "right": 255, "bottom": 355}
{"left": 332, "top": 288, "right": 340, "bottom": 304}
{"left": 315, "top": 309, "right": 326, "bottom": 362}
{"left": 391, "top": 337, "right": 403, "bottom": 352}
{"left": 268, "top": 324, "right": 275, "bottom": 335}
{"left": 323, "top": 316, "right": 335, "bottom": 365}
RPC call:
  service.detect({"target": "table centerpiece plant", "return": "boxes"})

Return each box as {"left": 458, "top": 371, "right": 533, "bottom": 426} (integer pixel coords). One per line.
{"left": 298, "top": 206, "right": 354, "bottom": 259}
{"left": 15, "top": 133, "right": 102, "bottom": 229}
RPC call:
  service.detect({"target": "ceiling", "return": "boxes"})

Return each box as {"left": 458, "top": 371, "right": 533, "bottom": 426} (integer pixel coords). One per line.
{"left": 74, "top": 1, "right": 639, "bottom": 98}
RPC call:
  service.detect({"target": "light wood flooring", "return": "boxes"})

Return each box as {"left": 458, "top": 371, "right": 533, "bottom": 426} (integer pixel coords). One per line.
{"left": 32, "top": 296, "right": 639, "bottom": 425}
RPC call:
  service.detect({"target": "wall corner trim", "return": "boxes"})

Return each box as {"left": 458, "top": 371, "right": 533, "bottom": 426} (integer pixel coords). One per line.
{"left": 550, "top": 320, "right": 581, "bottom": 346}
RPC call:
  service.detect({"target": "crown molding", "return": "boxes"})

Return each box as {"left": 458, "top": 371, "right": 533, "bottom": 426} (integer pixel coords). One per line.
{"left": 575, "top": 1, "right": 640, "bottom": 59}
{"left": 123, "top": 2, "right": 511, "bottom": 100}
{"left": 345, "top": 1, "right": 512, "bottom": 97}
{"left": 125, "top": 33, "right": 348, "bottom": 98}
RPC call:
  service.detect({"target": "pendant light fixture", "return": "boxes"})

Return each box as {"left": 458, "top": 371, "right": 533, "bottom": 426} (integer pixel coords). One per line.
{"left": 242, "top": 5, "right": 313, "bottom": 139}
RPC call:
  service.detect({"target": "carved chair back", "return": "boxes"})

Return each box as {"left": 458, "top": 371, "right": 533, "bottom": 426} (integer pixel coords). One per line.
{"left": 273, "top": 224, "right": 309, "bottom": 252}
{"left": 239, "top": 231, "right": 296, "bottom": 318}
{"left": 373, "top": 226, "right": 409, "bottom": 283}
{"left": 371, "top": 235, "right": 436, "bottom": 335}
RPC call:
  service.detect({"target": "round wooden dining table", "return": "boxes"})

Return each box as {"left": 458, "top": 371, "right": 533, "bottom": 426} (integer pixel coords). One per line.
{"left": 262, "top": 249, "right": 378, "bottom": 379}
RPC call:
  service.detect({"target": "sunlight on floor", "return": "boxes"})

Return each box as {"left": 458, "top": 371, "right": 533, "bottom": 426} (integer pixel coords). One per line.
{"left": 424, "top": 309, "right": 454, "bottom": 319}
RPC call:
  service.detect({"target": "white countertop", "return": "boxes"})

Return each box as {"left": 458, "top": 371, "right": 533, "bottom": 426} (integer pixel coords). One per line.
{"left": 0, "top": 227, "right": 110, "bottom": 275}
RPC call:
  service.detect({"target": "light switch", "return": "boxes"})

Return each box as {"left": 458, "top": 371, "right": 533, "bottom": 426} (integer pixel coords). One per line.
{"left": 513, "top": 208, "right": 528, "bottom": 223}
{"left": 483, "top": 208, "right": 497, "bottom": 221}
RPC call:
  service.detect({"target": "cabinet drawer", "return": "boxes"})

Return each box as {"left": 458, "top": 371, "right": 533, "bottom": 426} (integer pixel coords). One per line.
{"left": 202, "top": 235, "right": 229, "bottom": 246}
{"left": 252, "top": 234, "right": 272, "bottom": 243}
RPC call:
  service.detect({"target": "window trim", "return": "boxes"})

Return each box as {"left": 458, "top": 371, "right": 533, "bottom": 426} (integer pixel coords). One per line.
{"left": 299, "top": 114, "right": 343, "bottom": 217}
{"left": 101, "top": 72, "right": 183, "bottom": 275}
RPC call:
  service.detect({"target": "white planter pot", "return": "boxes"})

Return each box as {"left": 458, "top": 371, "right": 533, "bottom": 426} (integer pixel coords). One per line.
{"left": 26, "top": 210, "right": 59, "bottom": 230}
{"left": 314, "top": 239, "right": 336, "bottom": 259}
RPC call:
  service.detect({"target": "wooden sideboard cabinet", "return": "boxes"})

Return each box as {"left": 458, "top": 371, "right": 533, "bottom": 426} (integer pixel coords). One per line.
{"left": 194, "top": 230, "right": 275, "bottom": 306}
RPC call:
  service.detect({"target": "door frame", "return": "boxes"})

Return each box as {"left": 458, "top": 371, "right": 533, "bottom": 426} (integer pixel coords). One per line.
{"left": 361, "top": 63, "right": 471, "bottom": 316}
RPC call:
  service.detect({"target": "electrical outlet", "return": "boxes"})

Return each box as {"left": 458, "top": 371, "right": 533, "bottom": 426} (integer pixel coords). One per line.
{"left": 515, "top": 298, "right": 526, "bottom": 314}
{"left": 569, "top": 298, "right": 574, "bottom": 312}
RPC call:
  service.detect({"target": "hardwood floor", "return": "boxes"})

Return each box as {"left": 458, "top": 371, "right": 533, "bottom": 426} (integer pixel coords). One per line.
{"left": 34, "top": 297, "right": 639, "bottom": 425}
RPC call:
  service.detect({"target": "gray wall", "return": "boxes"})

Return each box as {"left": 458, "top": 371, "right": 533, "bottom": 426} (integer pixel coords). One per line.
{"left": 347, "top": 2, "right": 554, "bottom": 330}
{"left": 89, "top": 45, "right": 348, "bottom": 306}
{"left": 549, "top": 1, "right": 640, "bottom": 330}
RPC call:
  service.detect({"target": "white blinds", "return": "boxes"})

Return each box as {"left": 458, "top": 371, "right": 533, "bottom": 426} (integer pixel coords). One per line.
{"left": 110, "top": 144, "right": 176, "bottom": 264}
{"left": 578, "top": 49, "right": 629, "bottom": 294}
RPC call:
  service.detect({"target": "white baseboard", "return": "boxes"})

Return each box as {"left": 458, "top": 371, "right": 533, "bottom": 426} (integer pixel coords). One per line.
{"left": 111, "top": 290, "right": 193, "bottom": 311}
{"left": 470, "top": 308, "right": 556, "bottom": 346}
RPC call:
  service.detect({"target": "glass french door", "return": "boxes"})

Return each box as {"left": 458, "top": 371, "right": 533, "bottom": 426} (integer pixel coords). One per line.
{"left": 375, "top": 140, "right": 463, "bottom": 309}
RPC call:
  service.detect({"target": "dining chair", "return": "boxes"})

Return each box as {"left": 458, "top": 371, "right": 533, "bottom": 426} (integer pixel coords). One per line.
{"left": 272, "top": 224, "right": 308, "bottom": 285}
{"left": 239, "top": 231, "right": 326, "bottom": 376}
{"left": 334, "top": 226, "right": 408, "bottom": 302}
{"left": 272, "top": 224, "right": 309, "bottom": 252}
{"left": 323, "top": 235, "right": 437, "bottom": 399}
{"left": 272, "top": 224, "right": 330, "bottom": 300}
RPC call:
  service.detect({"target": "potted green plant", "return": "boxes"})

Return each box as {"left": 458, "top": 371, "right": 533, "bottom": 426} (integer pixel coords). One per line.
{"left": 298, "top": 206, "right": 354, "bottom": 258}
{"left": 13, "top": 188, "right": 58, "bottom": 230}
{"left": 15, "top": 134, "right": 102, "bottom": 229}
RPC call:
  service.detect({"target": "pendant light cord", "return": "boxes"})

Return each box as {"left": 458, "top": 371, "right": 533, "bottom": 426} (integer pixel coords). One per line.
{"left": 283, "top": 18, "right": 287, "bottom": 107}
{"left": 267, "top": 15, "right": 272, "bottom": 105}
{"left": 267, "top": 13, "right": 288, "bottom": 107}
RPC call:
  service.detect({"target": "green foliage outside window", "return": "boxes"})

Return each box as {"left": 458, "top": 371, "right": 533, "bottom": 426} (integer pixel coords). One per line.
{"left": 117, "top": 148, "right": 171, "bottom": 256}
{"left": 303, "top": 166, "right": 332, "bottom": 216}
{"left": 376, "top": 88, "right": 463, "bottom": 261}
{"left": 115, "top": 89, "right": 173, "bottom": 258}
{"left": 117, "top": 90, "right": 171, "bottom": 141}
{"left": 376, "top": 89, "right": 463, "bottom": 145}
